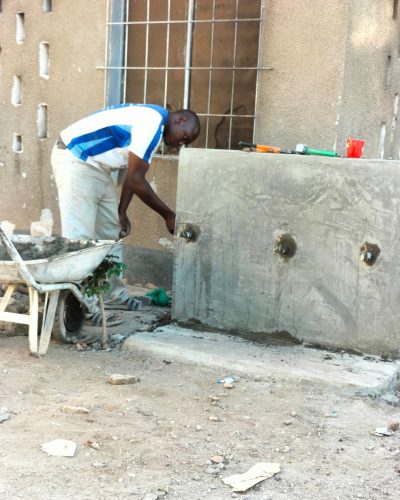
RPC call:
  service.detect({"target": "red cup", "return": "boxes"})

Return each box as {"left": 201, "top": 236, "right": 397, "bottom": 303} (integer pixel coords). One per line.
{"left": 346, "top": 138, "right": 365, "bottom": 158}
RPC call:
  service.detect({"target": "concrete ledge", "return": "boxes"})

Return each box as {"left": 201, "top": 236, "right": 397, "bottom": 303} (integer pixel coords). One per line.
{"left": 122, "top": 324, "right": 400, "bottom": 396}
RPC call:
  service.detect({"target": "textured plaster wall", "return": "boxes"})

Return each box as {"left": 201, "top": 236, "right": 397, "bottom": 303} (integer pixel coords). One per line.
{"left": 173, "top": 149, "right": 400, "bottom": 357}
{"left": 0, "top": 0, "right": 176, "bottom": 259}
{"left": 0, "top": 0, "right": 107, "bottom": 232}
{"left": 256, "top": 0, "right": 400, "bottom": 159}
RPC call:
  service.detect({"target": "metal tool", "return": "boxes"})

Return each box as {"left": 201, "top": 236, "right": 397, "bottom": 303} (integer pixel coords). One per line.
{"left": 295, "top": 144, "right": 338, "bottom": 157}
{"left": 239, "top": 141, "right": 292, "bottom": 154}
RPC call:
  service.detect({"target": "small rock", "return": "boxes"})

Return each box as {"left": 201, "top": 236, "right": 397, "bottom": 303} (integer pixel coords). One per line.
{"left": 84, "top": 439, "right": 100, "bottom": 450}
{"left": 143, "top": 494, "right": 159, "bottom": 500}
{"left": 169, "top": 431, "right": 178, "bottom": 439}
{"left": 206, "top": 466, "right": 220, "bottom": 475}
{"left": 210, "top": 455, "right": 224, "bottom": 464}
{"left": 195, "top": 425, "right": 203, "bottom": 431}
{"left": 208, "top": 415, "right": 220, "bottom": 422}
{"left": 62, "top": 405, "right": 90, "bottom": 414}
{"left": 92, "top": 461, "right": 106, "bottom": 468}
{"left": 283, "top": 420, "right": 292, "bottom": 426}
{"left": 290, "top": 411, "right": 297, "bottom": 417}
{"left": 282, "top": 446, "right": 290, "bottom": 453}
{"left": 108, "top": 374, "right": 141, "bottom": 385}
{"left": 76, "top": 343, "right": 85, "bottom": 351}
{"left": 388, "top": 421, "right": 400, "bottom": 432}
{"left": 111, "top": 334, "right": 125, "bottom": 342}
{"left": 223, "top": 383, "right": 234, "bottom": 389}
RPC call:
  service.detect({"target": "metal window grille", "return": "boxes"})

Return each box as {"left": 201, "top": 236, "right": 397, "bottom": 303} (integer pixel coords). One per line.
{"left": 103, "top": 0, "right": 266, "bottom": 152}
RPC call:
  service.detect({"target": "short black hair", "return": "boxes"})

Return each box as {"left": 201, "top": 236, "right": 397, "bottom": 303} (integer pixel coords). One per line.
{"left": 177, "top": 109, "right": 201, "bottom": 137}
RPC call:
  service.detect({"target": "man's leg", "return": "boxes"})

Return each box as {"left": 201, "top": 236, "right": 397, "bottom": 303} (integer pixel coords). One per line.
{"left": 51, "top": 147, "right": 100, "bottom": 239}
{"left": 51, "top": 147, "right": 123, "bottom": 323}
{"left": 95, "top": 173, "right": 141, "bottom": 310}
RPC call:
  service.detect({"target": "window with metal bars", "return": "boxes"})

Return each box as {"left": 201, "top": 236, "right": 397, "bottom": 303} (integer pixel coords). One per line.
{"left": 105, "top": 0, "right": 262, "bottom": 151}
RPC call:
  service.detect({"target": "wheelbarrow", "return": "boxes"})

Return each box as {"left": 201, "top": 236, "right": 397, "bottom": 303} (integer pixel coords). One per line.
{"left": 0, "top": 224, "right": 121, "bottom": 356}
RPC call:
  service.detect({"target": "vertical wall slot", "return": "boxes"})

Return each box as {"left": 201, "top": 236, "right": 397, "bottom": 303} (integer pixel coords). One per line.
{"left": 42, "top": 0, "right": 52, "bottom": 13}
{"left": 392, "top": 94, "right": 399, "bottom": 129}
{"left": 11, "top": 75, "right": 22, "bottom": 106}
{"left": 39, "top": 42, "right": 49, "bottom": 78}
{"left": 379, "top": 122, "right": 386, "bottom": 159}
{"left": 387, "top": 55, "right": 392, "bottom": 88}
{"left": 37, "top": 104, "right": 48, "bottom": 139}
{"left": 16, "top": 13, "right": 25, "bottom": 44}
{"left": 12, "top": 134, "right": 23, "bottom": 153}
{"left": 394, "top": 0, "right": 399, "bottom": 19}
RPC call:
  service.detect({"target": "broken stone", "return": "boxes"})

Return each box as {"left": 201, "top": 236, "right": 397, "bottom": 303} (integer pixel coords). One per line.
{"left": 62, "top": 405, "right": 90, "bottom": 414}
{"left": 108, "top": 374, "right": 141, "bottom": 385}
{"left": 92, "top": 461, "right": 106, "bottom": 468}
{"left": 211, "top": 455, "right": 224, "bottom": 464}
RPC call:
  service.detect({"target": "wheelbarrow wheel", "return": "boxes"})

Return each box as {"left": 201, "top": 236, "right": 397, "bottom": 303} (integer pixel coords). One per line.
{"left": 53, "top": 291, "right": 85, "bottom": 343}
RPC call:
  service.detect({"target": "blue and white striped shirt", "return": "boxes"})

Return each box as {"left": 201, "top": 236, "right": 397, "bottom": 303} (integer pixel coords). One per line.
{"left": 60, "top": 104, "right": 168, "bottom": 170}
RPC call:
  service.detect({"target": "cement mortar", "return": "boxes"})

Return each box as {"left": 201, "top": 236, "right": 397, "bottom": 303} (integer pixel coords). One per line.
{"left": 0, "top": 237, "right": 93, "bottom": 261}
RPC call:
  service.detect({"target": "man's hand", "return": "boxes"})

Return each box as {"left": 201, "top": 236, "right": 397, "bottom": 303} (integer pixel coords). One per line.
{"left": 165, "top": 212, "right": 176, "bottom": 235}
{"left": 119, "top": 212, "right": 131, "bottom": 238}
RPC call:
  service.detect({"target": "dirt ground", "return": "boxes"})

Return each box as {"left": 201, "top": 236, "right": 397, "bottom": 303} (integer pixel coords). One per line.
{"left": 0, "top": 308, "right": 400, "bottom": 499}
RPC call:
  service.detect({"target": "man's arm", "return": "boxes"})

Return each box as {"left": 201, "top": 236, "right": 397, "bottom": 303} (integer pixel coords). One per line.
{"left": 118, "top": 152, "right": 176, "bottom": 238}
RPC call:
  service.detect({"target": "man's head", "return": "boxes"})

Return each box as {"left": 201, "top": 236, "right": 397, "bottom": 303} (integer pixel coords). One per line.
{"left": 163, "top": 109, "right": 200, "bottom": 148}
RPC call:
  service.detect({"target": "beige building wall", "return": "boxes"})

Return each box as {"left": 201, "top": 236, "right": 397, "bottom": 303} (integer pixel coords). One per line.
{"left": 0, "top": 0, "right": 107, "bottom": 232}
{"left": 1, "top": 0, "right": 400, "bottom": 283}
{"left": 256, "top": 0, "right": 400, "bottom": 159}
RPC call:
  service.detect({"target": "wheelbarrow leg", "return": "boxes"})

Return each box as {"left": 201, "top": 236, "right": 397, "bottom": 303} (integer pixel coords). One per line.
{"left": 38, "top": 290, "right": 60, "bottom": 356}
{"left": 0, "top": 284, "right": 16, "bottom": 312}
{"left": 28, "top": 287, "right": 39, "bottom": 355}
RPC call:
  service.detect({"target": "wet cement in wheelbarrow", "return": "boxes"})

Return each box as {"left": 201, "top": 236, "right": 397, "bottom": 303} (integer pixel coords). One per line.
{"left": 0, "top": 237, "right": 93, "bottom": 261}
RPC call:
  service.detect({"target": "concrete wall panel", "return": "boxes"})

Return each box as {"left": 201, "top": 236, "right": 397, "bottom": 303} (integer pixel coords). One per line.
{"left": 173, "top": 149, "right": 400, "bottom": 357}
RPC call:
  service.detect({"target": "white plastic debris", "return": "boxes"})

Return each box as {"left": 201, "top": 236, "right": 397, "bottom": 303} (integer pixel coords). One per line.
{"left": 374, "top": 427, "right": 393, "bottom": 437}
{"left": 41, "top": 439, "right": 77, "bottom": 457}
{"left": 0, "top": 407, "right": 10, "bottom": 423}
{"left": 222, "top": 462, "right": 281, "bottom": 492}
{"left": 30, "top": 208, "right": 53, "bottom": 237}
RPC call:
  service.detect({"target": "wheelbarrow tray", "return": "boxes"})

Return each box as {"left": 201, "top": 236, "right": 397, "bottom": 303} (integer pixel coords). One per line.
{"left": 0, "top": 236, "right": 119, "bottom": 284}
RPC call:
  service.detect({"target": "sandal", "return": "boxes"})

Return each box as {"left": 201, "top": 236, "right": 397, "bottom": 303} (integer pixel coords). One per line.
{"left": 104, "top": 296, "right": 143, "bottom": 311}
{"left": 87, "top": 310, "right": 124, "bottom": 327}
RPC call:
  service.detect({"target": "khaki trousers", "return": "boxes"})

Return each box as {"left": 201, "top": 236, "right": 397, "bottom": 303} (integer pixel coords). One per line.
{"left": 51, "top": 145, "right": 126, "bottom": 302}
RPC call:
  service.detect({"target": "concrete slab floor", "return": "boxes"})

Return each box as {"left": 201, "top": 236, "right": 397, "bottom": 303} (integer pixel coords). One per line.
{"left": 122, "top": 325, "right": 400, "bottom": 398}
